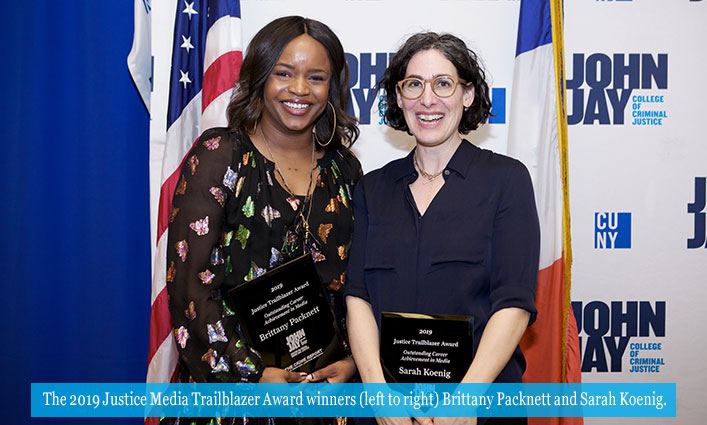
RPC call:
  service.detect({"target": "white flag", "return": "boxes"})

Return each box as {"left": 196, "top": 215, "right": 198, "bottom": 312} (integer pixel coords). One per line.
{"left": 127, "top": 0, "right": 152, "bottom": 111}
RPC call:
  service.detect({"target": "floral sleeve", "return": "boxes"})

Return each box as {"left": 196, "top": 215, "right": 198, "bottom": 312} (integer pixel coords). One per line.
{"left": 166, "top": 128, "right": 263, "bottom": 383}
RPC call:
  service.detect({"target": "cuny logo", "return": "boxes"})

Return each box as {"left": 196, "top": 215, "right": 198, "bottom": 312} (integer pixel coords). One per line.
{"left": 345, "top": 52, "right": 506, "bottom": 125}
{"left": 688, "top": 177, "right": 707, "bottom": 249}
{"left": 567, "top": 53, "right": 668, "bottom": 125}
{"left": 572, "top": 301, "right": 666, "bottom": 373}
{"left": 595, "top": 212, "right": 631, "bottom": 249}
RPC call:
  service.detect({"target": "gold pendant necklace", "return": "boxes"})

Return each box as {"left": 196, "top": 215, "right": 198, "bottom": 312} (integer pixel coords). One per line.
{"left": 413, "top": 149, "right": 445, "bottom": 213}
{"left": 414, "top": 149, "right": 443, "bottom": 184}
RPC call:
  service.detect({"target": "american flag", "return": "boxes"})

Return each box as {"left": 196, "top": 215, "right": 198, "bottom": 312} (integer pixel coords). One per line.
{"left": 507, "top": 1, "right": 582, "bottom": 424}
{"left": 146, "top": 0, "right": 243, "bottom": 417}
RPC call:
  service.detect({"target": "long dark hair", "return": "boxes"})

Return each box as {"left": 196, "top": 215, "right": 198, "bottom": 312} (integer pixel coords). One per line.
{"left": 379, "top": 32, "right": 492, "bottom": 135}
{"left": 227, "top": 16, "right": 358, "bottom": 150}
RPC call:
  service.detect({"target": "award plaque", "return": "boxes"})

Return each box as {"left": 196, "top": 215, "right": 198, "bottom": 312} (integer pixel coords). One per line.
{"left": 380, "top": 312, "right": 474, "bottom": 383}
{"left": 228, "top": 254, "right": 345, "bottom": 372}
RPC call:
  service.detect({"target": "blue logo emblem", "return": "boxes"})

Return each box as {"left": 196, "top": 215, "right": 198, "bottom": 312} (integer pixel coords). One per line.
{"left": 595, "top": 212, "right": 631, "bottom": 249}
{"left": 567, "top": 53, "right": 667, "bottom": 125}
{"left": 688, "top": 177, "right": 706, "bottom": 249}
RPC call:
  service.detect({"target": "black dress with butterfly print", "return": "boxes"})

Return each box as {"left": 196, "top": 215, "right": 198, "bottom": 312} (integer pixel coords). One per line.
{"left": 165, "top": 127, "right": 361, "bottom": 389}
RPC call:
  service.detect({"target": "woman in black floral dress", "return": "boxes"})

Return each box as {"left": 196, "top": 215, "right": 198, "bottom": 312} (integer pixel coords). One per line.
{"left": 162, "top": 16, "right": 361, "bottom": 424}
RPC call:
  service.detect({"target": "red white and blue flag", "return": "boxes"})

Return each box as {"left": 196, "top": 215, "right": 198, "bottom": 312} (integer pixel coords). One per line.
{"left": 143, "top": 0, "right": 243, "bottom": 406}
{"left": 507, "top": 1, "right": 582, "bottom": 424}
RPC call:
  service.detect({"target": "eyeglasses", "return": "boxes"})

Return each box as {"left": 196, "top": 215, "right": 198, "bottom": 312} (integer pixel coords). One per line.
{"left": 396, "top": 76, "right": 469, "bottom": 100}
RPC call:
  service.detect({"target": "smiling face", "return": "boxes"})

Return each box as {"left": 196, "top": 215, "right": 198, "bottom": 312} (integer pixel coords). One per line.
{"left": 260, "top": 34, "right": 331, "bottom": 137}
{"left": 397, "top": 49, "right": 474, "bottom": 148}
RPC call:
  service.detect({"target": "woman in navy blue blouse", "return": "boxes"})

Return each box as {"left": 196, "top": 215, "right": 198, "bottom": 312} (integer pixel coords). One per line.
{"left": 344, "top": 32, "right": 540, "bottom": 425}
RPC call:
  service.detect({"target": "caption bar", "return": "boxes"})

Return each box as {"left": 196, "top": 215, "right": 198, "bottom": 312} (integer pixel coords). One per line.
{"left": 32, "top": 383, "right": 676, "bottom": 418}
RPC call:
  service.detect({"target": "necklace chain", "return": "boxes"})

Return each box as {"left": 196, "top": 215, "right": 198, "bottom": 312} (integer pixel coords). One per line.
{"left": 259, "top": 126, "right": 318, "bottom": 255}
{"left": 414, "top": 149, "right": 443, "bottom": 182}
{"left": 260, "top": 126, "right": 317, "bottom": 200}
{"left": 412, "top": 148, "right": 447, "bottom": 214}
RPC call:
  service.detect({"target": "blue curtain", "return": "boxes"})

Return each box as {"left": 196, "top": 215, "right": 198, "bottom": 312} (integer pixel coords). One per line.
{"left": 1, "top": 2, "right": 150, "bottom": 424}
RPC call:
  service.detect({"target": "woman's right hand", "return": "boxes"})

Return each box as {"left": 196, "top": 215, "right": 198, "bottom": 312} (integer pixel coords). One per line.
{"left": 375, "top": 417, "right": 432, "bottom": 425}
{"left": 259, "top": 367, "right": 306, "bottom": 383}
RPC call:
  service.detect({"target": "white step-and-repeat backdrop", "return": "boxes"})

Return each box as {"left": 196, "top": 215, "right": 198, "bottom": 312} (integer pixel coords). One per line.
{"left": 150, "top": 1, "right": 707, "bottom": 423}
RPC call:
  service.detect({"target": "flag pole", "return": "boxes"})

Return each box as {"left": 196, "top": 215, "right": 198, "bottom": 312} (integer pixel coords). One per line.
{"left": 549, "top": 0, "right": 572, "bottom": 383}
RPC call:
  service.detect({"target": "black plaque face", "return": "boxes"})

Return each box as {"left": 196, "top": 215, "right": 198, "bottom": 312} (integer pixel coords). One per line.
{"left": 228, "top": 254, "right": 345, "bottom": 372}
{"left": 380, "top": 312, "right": 474, "bottom": 383}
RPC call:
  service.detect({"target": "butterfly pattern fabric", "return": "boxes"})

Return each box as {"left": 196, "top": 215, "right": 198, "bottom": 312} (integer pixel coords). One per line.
{"left": 165, "top": 128, "right": 361, "bottom": 384}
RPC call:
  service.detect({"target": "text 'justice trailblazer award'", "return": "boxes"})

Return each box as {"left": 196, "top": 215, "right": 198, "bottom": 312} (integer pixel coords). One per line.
{"left": 229, "top": 254, "right": 345, "bottom": 372}
{"left": 381, "top": 312, "right": 474, "bottom": 383}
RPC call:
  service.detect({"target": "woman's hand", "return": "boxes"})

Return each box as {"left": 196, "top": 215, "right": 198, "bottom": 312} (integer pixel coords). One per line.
{"left": 432, "top": 417, "right": 476, "bottom": 425}
{"left": 375, "top": 417, "right": 433, "bottom": 425}
{"left": 259, "top": 367, "right": 306, "bottom": 383}
{"left": 346, "top": 296, "right": 388, "bottom": 383}
{"left": 412, "top": 417, "right": 434, "bottom": 425}
{"left": 305, "top": 356, "right": 357, "bottom": 383}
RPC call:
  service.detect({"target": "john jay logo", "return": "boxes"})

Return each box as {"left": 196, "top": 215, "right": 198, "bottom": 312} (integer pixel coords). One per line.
{"left": 345, "top": 53, "right": 506, "bottom": 125}
{"left": 595, "top": 212, "right": 631, "bottom": 249}
{"left": 285, "top": 329, "right": 307, "bottom": 356}
{"left": 688, "top": 177, "right": 707, "bottom": 249}
{"left": 567, "top": 53, "right": 668, "bottom": 125}
{"left": 573, "top": 301, "right": 666, "bottom": 373}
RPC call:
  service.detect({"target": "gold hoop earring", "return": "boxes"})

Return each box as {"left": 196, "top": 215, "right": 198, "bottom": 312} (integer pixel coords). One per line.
{"left": 313, "top": 101, "right": 337, "bottom": 147}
